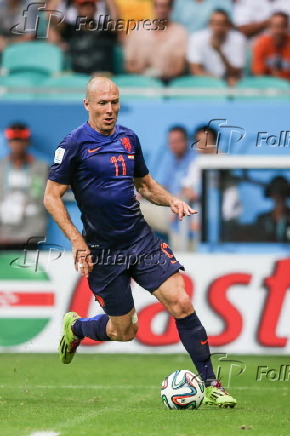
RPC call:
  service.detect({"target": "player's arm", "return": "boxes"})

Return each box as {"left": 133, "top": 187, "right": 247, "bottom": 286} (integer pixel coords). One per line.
{"left": 43, "top": 180, "right": 93, "bottom": 278}
{"left": 134, "top": 174, "right": 197, "bottom": 221}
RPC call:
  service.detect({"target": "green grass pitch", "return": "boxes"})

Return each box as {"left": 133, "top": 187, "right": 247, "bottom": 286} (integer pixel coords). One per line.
{"left": 1, "top": 354, "right": 289, "bottom": 436}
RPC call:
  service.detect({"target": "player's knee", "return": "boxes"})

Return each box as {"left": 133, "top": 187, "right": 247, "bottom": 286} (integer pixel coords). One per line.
{"left": 168, "top": 293, "right": 194, "bottom": 318}
{"left": 178, "top": 293, "right": 194, "bottom": 317}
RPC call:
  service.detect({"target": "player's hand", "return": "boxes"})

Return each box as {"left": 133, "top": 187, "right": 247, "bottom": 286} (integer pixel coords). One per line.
{"left": 170, "top": 197, "right": 198, "bottom": 221}
{"left": 72, "top": 237, "right": 94, "bottom": 278}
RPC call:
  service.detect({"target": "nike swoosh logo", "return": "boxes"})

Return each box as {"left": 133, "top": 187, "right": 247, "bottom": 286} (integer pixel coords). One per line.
{"left": 88, "top": 147, "right": 101, "bottom": 153}
{"left": 201, "top": 340, "right": 208, "bottom": 345}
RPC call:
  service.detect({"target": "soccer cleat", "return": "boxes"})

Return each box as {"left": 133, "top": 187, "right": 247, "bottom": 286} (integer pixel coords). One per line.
{"left": 203, "top": 380, "right": 237, "bottom": 408}
{"left": 59, "top": 312, "right": 82, "bottom": 364}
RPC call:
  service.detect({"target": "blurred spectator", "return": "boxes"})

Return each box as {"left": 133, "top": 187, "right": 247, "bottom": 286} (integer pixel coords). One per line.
{"left": 252, "top": 12, "right": 290, "bottom": 80}
{"left": 58, "top": 0, "right": 118, "bottom": 24}
{"left": 271, "top": 1, "right": 290, "bottom": 21}
{"left": 115, "top": 0, "right": 152, "bottom": 22}
{"left": 156, "top": 125, "right": 192, "bottom": 195}
{"left": 0, "top": 0, "right": 34, "bottom": 52}
{"left": 182, "top": 125, "right": 242, "bottom": 238}
{"left": 232, "top": 0, "right": 271, "bottom": 38}
{"left": 138, "top": 125, "right": 192, "bottom": 246}
{"left": 49, "top": 0, "right": 117, "bottom": 75}
{"left": 187, "top": 9, "right": 246, "bottom": 86}
{"left": 255, "top": 176, "right": 290, "bottom": 242}
{"left": 124, "top": 0, "right": 188, "bottom": 81}
{"left": 0, "top": 123, "right": 48, "bottom": 250}
{"left": 171, "top": 0, "right": 232, "bottom": 34}
{"left": 182, "top": 125, "right": 218, "bottom": 203}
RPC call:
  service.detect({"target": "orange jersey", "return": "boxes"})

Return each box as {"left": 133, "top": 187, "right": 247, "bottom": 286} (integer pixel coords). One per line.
{"left": 115, "top": 0, "right": 153, "bottom": 22}
{"left": 252, "top": 34, "right": 290, "bottom": 80}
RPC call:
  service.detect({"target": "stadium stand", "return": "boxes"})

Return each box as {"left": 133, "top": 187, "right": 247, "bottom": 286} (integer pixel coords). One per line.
{"left": 168, "top": 76, "right": 227, "bottom": 99}
{"left": 38, "top": 74, "right": 91, "bottom": 100}
{"left": 1, "top": 42, "right": 63, "bottom": 78}
{"left": 0, "top": 75, "right": 37, "bottom": 100}
{"left": 112, "top": 75, "right": 163, "bottom": 99}
{"left": 113, "top": 44, "right": 125, "bottom": 75}
{"left": 234, "top": 76, "right": 290, "bottom": 99}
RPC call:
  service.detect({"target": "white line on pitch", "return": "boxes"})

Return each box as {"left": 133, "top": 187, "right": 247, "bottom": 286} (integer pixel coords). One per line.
{"left": 0, "top": 385, "right": 288, "bottom": 390}
{"left": 29, "top": 432, "right": 60, "bottom": 436}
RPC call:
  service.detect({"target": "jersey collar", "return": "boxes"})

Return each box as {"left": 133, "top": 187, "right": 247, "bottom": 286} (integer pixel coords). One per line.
{"left": 85, "top": 121, "right": 120, "bottom": 141}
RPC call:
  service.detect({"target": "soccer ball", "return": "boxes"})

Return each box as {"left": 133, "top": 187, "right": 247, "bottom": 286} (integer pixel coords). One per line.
{"left": 161, "top": 370, "right": 204, "bottom": 410}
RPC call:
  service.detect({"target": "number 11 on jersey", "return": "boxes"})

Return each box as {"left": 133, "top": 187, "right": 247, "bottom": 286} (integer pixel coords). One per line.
{"left": 110, "top": 155, "right": 127, "bottom": 176}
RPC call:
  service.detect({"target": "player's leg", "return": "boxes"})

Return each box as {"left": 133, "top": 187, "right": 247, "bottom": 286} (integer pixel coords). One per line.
{"left": 131, "top": 233, "right": 236, "bottom": 407}
{"left": 59, "top": 267, "right": 137, "bottom": 363}
{"left": 152, "top": 272, "right": 215, "bottom": 383}
{"left": 59, "top": 308, "right": 138, "bottom": 364}
{"left": 153, "top": 272, "right": 236, "bottom": 408}
{"left": 106, "top": 308, "right": 138, "bottom": 341}
{"left": 73, "top": 307, "right": 138, "bottom": 342}
{"left": 130, "top": 235, "right": 215, "bottom": 383}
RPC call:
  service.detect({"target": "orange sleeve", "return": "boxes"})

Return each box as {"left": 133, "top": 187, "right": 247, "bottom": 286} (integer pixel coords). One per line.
{"left": 252, "top": 36, "right": 268, "bottom": 76}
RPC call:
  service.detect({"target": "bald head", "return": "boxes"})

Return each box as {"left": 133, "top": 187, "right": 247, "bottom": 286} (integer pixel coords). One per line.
{"left": 84, "top": 76, "right": 120, "bottom": 136}
{"left": 85, "top": 76, "right": 119, "bottom": 101}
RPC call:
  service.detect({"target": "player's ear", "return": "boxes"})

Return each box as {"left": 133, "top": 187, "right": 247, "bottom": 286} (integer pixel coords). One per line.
{"left": 83, "top": 99, "right": 89, "bottom": 112}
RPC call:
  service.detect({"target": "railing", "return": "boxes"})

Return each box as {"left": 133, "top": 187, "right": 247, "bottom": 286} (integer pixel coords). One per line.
{"left": 1, "top": 87, "right": 290, "bottom": 97}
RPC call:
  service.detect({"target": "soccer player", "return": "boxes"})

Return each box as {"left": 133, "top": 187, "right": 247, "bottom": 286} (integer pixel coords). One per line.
{"left": 44, "top": 77, "right": 236, "bottom": 408}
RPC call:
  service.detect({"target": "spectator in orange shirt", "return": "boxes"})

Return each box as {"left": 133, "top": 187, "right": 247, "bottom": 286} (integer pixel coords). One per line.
{"left": 252, "top": 12, "right": 290, "bottom": 80}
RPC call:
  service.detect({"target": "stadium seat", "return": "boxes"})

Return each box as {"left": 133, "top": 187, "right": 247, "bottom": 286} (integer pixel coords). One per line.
{"left": 234, "top": 76, "right": 290, "bottom": 99}
{"left": 2, "top": 42, "right": 63, "bottom": 77}
{"left": 168, "top": 76, "right": 227, "bottom": 99}
{"left": 0, "top": 75, "right": 37, "bottom": 100}
{"left": 112, "top": 75, "right": 163, "bottom": 99}
{"left": 113, "top": 44, "right": 125, "bottom": 75}
{"left": 244, "top": 46, "right": 253, "bottom": 77}
{"left": 38, "top": 74, "right": 91, "bottom": 100}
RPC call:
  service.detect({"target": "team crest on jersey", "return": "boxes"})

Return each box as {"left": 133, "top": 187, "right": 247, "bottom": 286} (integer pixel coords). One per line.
{"left": 120, "top": 137, "right": 132, "bottom": 152}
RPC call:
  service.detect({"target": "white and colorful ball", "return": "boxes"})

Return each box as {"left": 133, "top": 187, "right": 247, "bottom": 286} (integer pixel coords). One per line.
{"left": 161, "top": 370, "right": 204, "bottom": 410}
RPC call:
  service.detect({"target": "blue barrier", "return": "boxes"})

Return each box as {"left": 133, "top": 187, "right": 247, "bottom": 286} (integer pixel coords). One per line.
{"left": 1, "top": 100, "right": 289, "bottom": 250}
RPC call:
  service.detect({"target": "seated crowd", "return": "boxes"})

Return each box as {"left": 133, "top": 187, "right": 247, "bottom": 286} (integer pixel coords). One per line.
{"left": 1, "top": 0, "right": 290, "bottom": 83}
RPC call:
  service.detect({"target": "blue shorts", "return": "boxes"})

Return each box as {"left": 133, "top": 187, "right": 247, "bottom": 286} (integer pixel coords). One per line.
{"left": 87, "top": 231, "right": 184, "bottom": 316}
